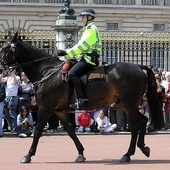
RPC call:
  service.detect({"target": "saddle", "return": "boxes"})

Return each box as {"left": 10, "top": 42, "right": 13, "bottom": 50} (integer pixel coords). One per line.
{"left": 61, "top": 64, "right": 106, "bottom": 86}
{"left": 86, "top": 66, "right": 106, "bottom": 81}
{"left": 81, "top": 66, "right": 106, "bottom": 86}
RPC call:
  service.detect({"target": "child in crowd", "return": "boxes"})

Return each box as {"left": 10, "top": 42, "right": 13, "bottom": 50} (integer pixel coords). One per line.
{"left": 77, "top": 110, "right": 91, "bottom": 133}
{"left": 16, "top": 106, "right": 33, "bottom": 138}
{"left": 95, "top": 110, "right": 117, "bottom": 133}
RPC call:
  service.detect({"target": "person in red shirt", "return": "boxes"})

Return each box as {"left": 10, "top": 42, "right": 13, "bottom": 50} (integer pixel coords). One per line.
{"left": 77, "top": 110, "right": 91, "bottom": 133}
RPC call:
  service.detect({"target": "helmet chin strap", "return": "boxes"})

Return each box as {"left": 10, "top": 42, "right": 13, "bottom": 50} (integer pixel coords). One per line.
{"left": 85, "top": 15, "right": 93, "bottom": 26}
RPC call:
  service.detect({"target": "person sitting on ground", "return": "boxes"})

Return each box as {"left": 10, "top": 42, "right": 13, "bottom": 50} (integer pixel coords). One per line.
{"left": 77, "top": 110, "right": 91, "bottom": 133}
{"left": 16, "top": 106, "right": 33, "bottom": 138}
{"left": 95, "top": 110, "right": 117, "bottom": 134}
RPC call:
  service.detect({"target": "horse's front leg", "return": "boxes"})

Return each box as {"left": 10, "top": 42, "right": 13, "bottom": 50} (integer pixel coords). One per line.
{"left": 20, "top": 109, "right": 51, "bottom": 163}
{"left": 55, "top": 110, "right": 86, "bottom": 163}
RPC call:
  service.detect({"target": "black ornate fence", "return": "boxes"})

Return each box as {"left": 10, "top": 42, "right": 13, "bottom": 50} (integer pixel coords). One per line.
{"left": 0, "top": 31, "right": 170, "bottom": 70}
{"left": 101, "top": 32, "right": 170, "bottom": 70}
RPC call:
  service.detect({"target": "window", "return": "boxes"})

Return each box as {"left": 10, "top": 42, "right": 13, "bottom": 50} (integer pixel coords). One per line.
{"left": 106, "top": 23, "right": 118, "bottom": 31}
{"left": 153, "top": 24, "right": 165, "bottom": 32}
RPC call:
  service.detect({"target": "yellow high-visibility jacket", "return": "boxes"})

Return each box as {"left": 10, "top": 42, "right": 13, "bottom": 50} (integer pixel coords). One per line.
{"left": 65, "top": 22, "right": 102, "bottom": 65}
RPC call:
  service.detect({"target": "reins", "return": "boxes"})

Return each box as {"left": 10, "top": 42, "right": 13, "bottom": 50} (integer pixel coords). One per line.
{"left": 18, "top": 56, "right": 59, "bottom": 68}
{"left": 33, "top": 61, "right": 64, "bottom": 87}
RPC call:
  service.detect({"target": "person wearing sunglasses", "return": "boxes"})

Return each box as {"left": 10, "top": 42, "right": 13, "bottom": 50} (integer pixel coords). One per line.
{"left": 16, "top": 106, "right": 33, "bottom": 138}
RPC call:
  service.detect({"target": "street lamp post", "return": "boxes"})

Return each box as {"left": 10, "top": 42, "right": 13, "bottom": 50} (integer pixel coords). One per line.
{"left": 52, "top": 0, "right": 82, "bottom": 51}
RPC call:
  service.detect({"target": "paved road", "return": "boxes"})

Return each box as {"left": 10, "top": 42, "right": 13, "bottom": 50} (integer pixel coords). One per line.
{"left": 0, "top": 134, "right": 170, "bottom": 170}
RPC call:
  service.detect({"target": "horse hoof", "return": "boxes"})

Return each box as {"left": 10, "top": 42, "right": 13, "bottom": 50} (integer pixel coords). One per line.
{"left": 75, "top": 155, "right": 86, "bottom": 163}
{"left": 142, "top": 146, "right": 150, "bottom": 157}
{"left": 20, "top": 156, "right": 31, "bottom": 163}
{"left": 120, "top": 155, "right": 131, "bottom": 163}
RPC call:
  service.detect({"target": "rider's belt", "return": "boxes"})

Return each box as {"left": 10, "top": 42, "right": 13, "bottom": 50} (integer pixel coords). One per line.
{"left": 84, "top": 52, "right": 99, "bottom": 66}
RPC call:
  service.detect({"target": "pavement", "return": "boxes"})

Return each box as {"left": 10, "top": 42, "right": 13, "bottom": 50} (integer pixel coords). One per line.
{"left": 1, "top": 134, "right": 170, "bottom": 170}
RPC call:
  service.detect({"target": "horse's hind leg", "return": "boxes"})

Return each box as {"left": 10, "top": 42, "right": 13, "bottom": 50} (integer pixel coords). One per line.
{"left": 120, "top": 110, "right": 150, "bottom": 162}
{"left": 120, "top": 111, "right": 149, "bottom": 163}
{"left": 137, "top": 113, "right": 150, "bottom": 157}
{"left": 120, "top": 127, "right": 138, "bottom": 163}
{"left": 55, "top": 110, "right": 85, "bottom": 162}
{"left": 20, "top": 108, "right": 52, "bottom": 163}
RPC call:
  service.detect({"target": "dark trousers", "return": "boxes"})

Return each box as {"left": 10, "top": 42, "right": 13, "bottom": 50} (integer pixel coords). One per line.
{"left": 68, "top": 58, "right": 94, "bottom": 98}
{"left": 68, "top": 58, "right": 94, "bottom": 78}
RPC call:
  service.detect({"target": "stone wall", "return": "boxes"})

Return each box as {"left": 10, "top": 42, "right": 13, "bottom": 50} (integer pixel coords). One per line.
{"left": 0, "top": 3, "right": 169, "bottom": 33}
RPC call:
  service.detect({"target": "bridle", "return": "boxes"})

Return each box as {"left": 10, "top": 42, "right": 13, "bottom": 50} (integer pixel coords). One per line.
{"left": 0, "top": 41, "right": 17, "bottom": 70}
{"left": 0, "top": 38, "right": 65, "bottom": 87}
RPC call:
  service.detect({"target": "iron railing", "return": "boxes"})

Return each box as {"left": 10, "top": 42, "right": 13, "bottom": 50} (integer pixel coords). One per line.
{"left": 0, "top": 31, "right": 170, "bottom": 70}
{"left": 100, "top": 32, "right": 170, "bottom": 70}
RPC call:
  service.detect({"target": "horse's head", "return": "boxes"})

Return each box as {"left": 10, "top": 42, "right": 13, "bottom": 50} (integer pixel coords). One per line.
{"left": 0, "top": 31, "right": 18, "bottom": 69}
{"left": 0, "top": 31, "right": 63, "bottom": 82}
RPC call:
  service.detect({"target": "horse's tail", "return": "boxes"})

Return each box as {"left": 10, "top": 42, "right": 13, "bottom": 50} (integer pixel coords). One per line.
{"left": 139, "top": 65, "right": 164, "bottom": 130}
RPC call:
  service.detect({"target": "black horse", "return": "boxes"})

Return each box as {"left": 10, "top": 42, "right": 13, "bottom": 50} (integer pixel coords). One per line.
{"left": 0, "top": 32, "right": 164, "bottom": 163}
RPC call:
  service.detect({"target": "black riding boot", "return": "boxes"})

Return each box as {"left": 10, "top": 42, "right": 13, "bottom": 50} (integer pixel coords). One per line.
{"left": 69, "top": 76, "right": 88, "bottom": 109}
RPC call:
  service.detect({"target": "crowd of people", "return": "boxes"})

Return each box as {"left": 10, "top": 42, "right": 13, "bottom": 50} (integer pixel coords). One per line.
{"left": 154, "top": 67, "right": 170, "bottom": 130}
{"left": 0, "top": 66, "right": 120, "bottom": 138}
{"left": 0, "top": 68, "right": 37, "bottom": 138}
{"left": 0, "top": 65, "right": 170, "bottom": 138}
{"left": 139, "top": 66, "right": 170, "bottom": 132}
{"left": 0, "top": 67, "right": 117, "bottom": 138}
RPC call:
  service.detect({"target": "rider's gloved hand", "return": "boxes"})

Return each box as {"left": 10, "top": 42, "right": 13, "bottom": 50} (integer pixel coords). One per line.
{"left": 56, "top": 50, "right": 67, "bottom": 56}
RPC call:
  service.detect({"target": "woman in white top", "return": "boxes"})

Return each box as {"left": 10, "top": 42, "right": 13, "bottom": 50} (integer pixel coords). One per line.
{"left": 0, "top": 67, "right": 20, "bottom": 132}
{"left": 95, "top": 110, "right": 117, "bottom": 133}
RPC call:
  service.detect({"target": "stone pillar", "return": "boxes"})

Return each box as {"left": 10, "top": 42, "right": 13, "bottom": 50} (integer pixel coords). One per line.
{"left": 136, "top": 0, "right": 141, "bottom": 5}
{"left": 52, "top": 0, "right": 82, "bottom": 51}
{"left": 87, "top": 0, "right": 94, "bottom": 4}
{"left": 159, "top": 0, "right": 164, "bottom": 6}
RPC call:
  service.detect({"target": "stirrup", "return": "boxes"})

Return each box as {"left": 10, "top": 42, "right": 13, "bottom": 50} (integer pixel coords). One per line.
{"left": 69, "top": 98, "right": 88, "bottom": 110}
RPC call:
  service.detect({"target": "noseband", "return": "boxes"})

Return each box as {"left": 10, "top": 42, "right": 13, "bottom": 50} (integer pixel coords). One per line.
{"left": 0, "top": 41, "right": 16, "bottom": 70}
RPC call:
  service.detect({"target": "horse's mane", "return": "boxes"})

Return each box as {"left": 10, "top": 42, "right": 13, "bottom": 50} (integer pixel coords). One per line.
{"left": 18, "top": 38, "right": 52, "bottom": 58}
{"left": 16, "top": 38, "right": 63, "bottom": 83}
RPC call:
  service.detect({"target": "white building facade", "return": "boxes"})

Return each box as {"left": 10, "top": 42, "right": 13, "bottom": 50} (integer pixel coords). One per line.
{"left": 0, "top": 0, "right": 169, "bottom": 33}
{"left": 0, "top": 0, "right": 170, "bottom": 69}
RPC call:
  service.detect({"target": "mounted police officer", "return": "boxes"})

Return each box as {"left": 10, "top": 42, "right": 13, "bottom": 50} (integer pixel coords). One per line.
{"left": 57, "top": 8, "right": 102, "bottom": 109}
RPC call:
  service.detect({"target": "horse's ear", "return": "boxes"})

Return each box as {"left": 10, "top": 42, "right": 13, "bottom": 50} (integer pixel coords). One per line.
{"left": 7, "top": 31, "right": 12, "bottom": 40}
{"left": 11, "top": 31, "right": 18, "bottom": 42}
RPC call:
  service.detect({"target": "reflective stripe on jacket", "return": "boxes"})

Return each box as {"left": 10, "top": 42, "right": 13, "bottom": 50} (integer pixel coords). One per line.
{"left": 65, "top": 22, "right": 102, "bottom": 65}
